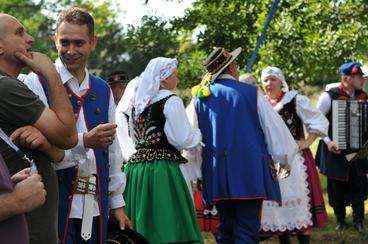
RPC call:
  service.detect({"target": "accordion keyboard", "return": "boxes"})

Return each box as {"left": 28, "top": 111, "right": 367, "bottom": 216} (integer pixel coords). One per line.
{"left": 332, "top": 100, "right": 368, "bottom": 151}
{"left": 332, "top": 100, "right": 347, "bottom": 150}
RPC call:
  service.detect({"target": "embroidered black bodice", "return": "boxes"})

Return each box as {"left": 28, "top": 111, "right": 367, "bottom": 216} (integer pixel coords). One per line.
{"left": 278, "top": 96, "right": 303, "bottom": 140}
{"left": 128, "top": 95, "right": 186, "bottom": 163}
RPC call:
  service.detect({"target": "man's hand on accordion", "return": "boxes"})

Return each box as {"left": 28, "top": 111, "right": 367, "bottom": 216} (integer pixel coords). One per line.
{"left": 327, "top": 141, "right": 341, "bottom": 154}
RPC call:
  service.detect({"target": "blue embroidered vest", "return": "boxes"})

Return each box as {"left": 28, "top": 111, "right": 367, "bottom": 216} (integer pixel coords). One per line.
{"left": 39, "top": 74, "right": 110, "bottom": 244}
{"left": 195, "top": 79, "right": 281, "bottom": 205}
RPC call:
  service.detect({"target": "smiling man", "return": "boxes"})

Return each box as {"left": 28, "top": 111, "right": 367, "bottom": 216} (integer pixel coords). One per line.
{"left": 24, "top": 8, "right": 130, "bottom": 244}
{"left": 0, "top": 13, "right": 78, "bottom": 244}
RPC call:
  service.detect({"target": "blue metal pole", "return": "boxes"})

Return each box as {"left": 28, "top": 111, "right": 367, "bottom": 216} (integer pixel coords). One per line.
{"left": 245, "top": 0, "right": 280, "bottom": 73}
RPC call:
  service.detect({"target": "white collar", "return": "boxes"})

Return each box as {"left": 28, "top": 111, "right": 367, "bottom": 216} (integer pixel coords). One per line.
{"left": 55, "top": 58, "right": 89, "bottom": 85}
{"left": 151, "top": 89, "right": 174, "bottom": 104}
{"left": 279, "top": 90, "right": 298, "bottom": 104}
{"left": 216, "top": 74, "right": 237, "bottom": 81}
{"left": 270, "top": 90, "right": 298, "bottom": 112}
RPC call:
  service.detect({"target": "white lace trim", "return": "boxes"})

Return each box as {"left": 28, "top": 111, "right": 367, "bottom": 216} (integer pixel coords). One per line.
{"left": 260, "top": 152, "right": 313, "bottom": 232}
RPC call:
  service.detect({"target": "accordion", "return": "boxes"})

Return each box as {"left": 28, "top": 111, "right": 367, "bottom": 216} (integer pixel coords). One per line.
{"left": 332, "top": 100, "right": 368, "bottom": 150}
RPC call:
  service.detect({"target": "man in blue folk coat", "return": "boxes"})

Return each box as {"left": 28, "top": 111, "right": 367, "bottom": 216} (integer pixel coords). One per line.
{"left": 192, "top": 47, "right": 298, "bottom": 243}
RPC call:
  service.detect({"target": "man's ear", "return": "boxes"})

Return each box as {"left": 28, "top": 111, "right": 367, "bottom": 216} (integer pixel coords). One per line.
{"left": 342, "top": 75, "right": 350, "bottom": 84}
{"left": 0, "top": 42, "right": 4, "bottom": 55}
{"left": 228, "top": 62, "right": 237, "bottom": 75}
{"left": 90, "top": 35, "right": 98, "bottom": 50}
{"left": 53, "top": 34, "right": 58, "bottom": 50}
{"left": 160, "top": 79, "right": 167, "bottom": 88}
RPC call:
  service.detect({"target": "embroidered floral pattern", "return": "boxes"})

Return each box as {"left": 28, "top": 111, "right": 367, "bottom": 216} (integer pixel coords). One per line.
{"left": 281, "top": 110, "right": 299, "bottom": 138}
{"left": 130, "top": 95, "right": 186, "bottom": 164}
{"left": 278, "top": 97, "right": 302, "bottom": 140}
{"left": 159, "top": 59, "right": 177, "bottom": 81}
{"left": 133, "top": 107, "right": 162, "bottom": 148}
{"left": 129, "top": 148, "right": 187, "bottom": 164}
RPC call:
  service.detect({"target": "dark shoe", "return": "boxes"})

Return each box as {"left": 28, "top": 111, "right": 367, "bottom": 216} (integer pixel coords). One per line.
{"left": 278, "top": 233, "right": 291, "bottom": 244}
{"left": 259, "top": 233, "right": 272, "bottom": 241}
{"left": 336, "top": 221, "right": 348, "bottom": 232}
{"left": 297, "top": 234, "right": 310, "bottom": 244}
{"left": 354, "top": 222, "right": 365, "bottom": 233}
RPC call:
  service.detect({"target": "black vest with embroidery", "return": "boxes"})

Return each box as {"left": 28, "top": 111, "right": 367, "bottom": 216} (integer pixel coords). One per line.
{"left": 128, "top": 95, "right": 186, "bottom": 163}
{"left": 278, "top": 96, "right": 303, "bottom": 140}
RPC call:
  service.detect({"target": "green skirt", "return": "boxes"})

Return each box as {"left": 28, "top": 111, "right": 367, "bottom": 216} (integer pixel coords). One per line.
{"left": 124, "top": 160, "right": 203, "bottom": 244}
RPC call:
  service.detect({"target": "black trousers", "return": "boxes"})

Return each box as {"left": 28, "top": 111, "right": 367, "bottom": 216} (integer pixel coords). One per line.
{"left": 327, "top": 162, "right": 367, "bottom": 223}
{"left": 216, "top": 200, "right": 262, "bottom": 244}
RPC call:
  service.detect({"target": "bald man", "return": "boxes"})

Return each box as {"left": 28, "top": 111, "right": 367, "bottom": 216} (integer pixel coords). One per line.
{"left": 239, "top": 73, "right": 258, "bottom": 86}
{"left": 0, "top": 14, "right": 77, "bottom": 244}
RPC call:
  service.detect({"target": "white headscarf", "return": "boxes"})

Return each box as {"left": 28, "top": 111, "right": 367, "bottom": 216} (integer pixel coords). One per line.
{"left": 119, "top": 57, "right": 178, "bottom": 117}
{"left": 261, "top": 66, "right": 289, "bottom": 92}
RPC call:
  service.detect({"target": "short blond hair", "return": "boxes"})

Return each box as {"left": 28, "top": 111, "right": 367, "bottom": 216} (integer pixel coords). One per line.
{"left": 239, "top": 73, "right": 257, "bottom": 85}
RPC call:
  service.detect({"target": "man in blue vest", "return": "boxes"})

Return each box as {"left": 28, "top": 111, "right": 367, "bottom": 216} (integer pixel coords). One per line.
{"left": 192, "top": 47, "right": 298, "bottom": 243}
{"left": 24, "top": 7, "right": 131, "bottom": 244}
{"left": 316, "top": 62, "right": 368, "bottom": 233}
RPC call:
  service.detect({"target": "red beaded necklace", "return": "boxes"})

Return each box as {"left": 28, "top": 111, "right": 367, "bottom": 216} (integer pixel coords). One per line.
{"left": 266, "top": 92, "right": 285, "bottom": 107}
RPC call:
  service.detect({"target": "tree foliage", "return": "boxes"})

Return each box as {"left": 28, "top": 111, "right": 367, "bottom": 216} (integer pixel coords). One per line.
{"left": 119, "top": 15, "right": 179, "bottom": 78}
{"left": 1, "top": 0, "right": 368, "bottom": 89}
{"left": 172, "top": 0, "right": 368, "bottom": 88}
{"left": 259, "top": 0, "right": 368, "bottom": 88}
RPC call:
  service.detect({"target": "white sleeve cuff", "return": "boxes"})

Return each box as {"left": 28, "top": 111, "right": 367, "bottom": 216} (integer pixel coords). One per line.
{"left": 77, "top": 133, "right": 87, "bottom": 150}
{"left": 70, "top": 133, "right": 90, "bottom": 160}
{"left": 323, "top": 136, "right": 332, "bottom": 145}
{"left": 108, "top": 194, "right": 125, "bottom": 209}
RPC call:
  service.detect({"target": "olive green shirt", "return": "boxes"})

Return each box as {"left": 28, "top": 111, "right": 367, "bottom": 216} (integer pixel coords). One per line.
{"left": 0, "top": 71, "right": 58, "bottom": 244}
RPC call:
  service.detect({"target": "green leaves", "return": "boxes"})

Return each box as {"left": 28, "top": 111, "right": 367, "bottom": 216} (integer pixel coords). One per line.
{"left": 174, "top": 0, "right": 368, "bottom": 88}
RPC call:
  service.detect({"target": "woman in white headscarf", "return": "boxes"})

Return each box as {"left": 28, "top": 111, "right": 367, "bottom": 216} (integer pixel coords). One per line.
{"left": 259, "top": 66, "right": 329, "bottom": 244}
{"left": 116, "top": 57, "right": 203, "bottom": 243}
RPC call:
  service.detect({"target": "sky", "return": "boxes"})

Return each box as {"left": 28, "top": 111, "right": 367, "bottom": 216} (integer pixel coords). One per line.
{"left": 118, "top": 0, "right": 195, "bottom": 26}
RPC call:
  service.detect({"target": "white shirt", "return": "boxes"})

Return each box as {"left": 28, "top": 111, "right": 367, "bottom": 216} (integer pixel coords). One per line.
{"left": 116, "top": 89, "right": 202, "bottom": 159}
{"left": 24, "top": 58, "right": 126, "bottom": 219}
{"left": 182, "top": 74, "right": 298, "bottom": 182}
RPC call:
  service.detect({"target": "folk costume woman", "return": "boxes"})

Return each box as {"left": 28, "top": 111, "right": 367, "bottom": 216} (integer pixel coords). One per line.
{"left": 260, "top": 67, "right": 329, "bottom": 244}
{"left": 116, "top": 57, "right": 203, "bottom": 244}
